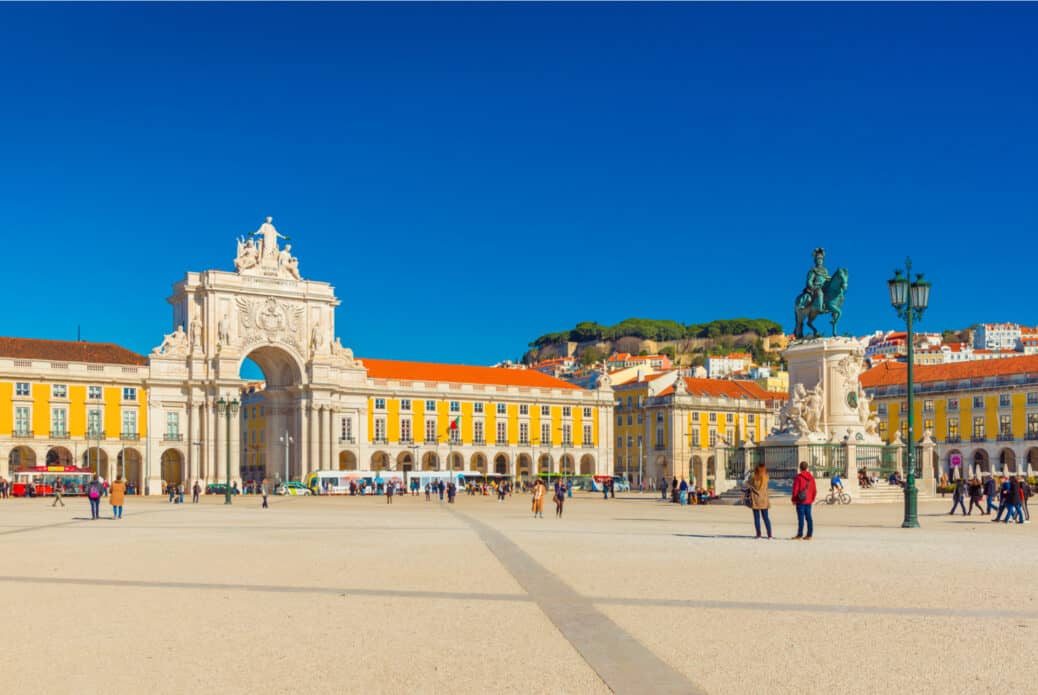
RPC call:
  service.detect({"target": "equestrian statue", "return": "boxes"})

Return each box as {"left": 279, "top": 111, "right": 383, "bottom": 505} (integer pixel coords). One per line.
{"left": 793, "top": 247, "right": 848, "bottom": 339}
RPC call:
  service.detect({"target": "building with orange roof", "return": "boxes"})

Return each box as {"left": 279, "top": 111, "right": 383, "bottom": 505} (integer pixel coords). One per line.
{"left": 612, "top": 371, "right": 780, "bottom": 486}
{"left": 861, "top": 354, "right": 1038, "bottom": 479}
{"left": 706, "top": 352, "right": 752, "bottom": 379}
{"left": 606, "top": 353, "right": 672, "bottom": 370}
{"left": 2, "top": 217, "right": 616, "bottom": 492}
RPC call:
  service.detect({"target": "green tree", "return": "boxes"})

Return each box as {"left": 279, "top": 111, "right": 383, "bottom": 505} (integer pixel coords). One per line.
{"left": 579, "top": 346, "right": 605, "bottom": 366}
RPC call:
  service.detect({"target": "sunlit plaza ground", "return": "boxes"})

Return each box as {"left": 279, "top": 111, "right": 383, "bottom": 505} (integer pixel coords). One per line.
{"left": 2, "top": 491, "right": 1034, "bottom": 695}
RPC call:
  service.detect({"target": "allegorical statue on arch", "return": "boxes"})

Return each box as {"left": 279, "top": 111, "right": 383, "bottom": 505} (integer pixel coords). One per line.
{"left": 234, "top": 216, "right": 302, "bottom": 281}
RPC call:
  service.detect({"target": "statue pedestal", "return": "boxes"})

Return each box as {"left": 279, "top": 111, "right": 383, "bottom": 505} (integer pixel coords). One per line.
{"left": 784, "top": 337, "right": 882, "bottom": 445}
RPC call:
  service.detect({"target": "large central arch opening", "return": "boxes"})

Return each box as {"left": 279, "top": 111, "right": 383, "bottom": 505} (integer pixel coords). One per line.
{"left": 240, "top": 346, "right": 306, "bottom": 484}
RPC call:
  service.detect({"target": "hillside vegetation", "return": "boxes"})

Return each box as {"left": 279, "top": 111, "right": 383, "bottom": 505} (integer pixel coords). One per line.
{"left": 525, "top": 317, "right": 785, "bottom": 368}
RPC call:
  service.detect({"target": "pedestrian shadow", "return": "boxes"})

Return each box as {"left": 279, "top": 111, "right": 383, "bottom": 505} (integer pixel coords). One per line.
{"left": 674, "top": 533, "right": 756, "bottom": 540}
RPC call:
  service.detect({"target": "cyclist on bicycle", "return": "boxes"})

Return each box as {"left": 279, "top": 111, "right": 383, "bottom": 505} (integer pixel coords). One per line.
{"left": 830, "top": 473, "right": 844, "bottom": 493}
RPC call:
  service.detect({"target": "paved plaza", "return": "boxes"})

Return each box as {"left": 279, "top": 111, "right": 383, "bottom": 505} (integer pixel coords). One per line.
{"left": 1, "top": 491, "right": 1034, "bottom": 695}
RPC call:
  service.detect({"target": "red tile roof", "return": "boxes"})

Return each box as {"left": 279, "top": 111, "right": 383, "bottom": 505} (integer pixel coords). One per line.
{"left": 361, "top": 358, "right": 585, "bottom": 390}
{"left": 657, "top": 377, "right": 783, "bottom": 401}
{"left": 0, "top": 336, "right": 148, "bottom": 366}
{"left": 861, "top": 354, "right": 1038, "bottom": 388}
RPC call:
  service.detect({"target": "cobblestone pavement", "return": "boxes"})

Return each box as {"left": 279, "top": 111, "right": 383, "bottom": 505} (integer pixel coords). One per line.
{"left": 1, "top": 492, "right": 1033, "bottom": 694}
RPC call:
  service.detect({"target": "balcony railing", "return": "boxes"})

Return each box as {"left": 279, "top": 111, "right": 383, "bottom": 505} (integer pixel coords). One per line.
{"left": 971, "top": 435, "right": 987, "bottom": 443}
{"left": 424, "top": 437, "right": 438, "bottom": 445}
{"left": 163, "top": 432, "right": 184, "bottom": 442}
{"left": 473, "top": 438, "right": 486, "bottom": 446}
{"left": 49, "top": 430, "right": 70, "bottom": 439}
{"left": 561, "top": 440, "right": 573, "bottom": 447}
{"left": 13, "top": 430, "right": 34, "bottom": 438}
{"left": 86, "top": 430, "right": 105, "bottom": 439}
{"left": 583, "top": 443, "right": 596, "bottom": 448}
{"left": 373, "top": 437, "right": 388, "bottom": 445}
{"left": 997, "top": 433, "right": 1015, "bottom": 442}
{"left": 399, "top": 437, "right": 413, "bottom": 446}
{"left": 541, "top": 439, "right": 553, "bottom": 447}
{"left": 120, "top": 432, "right": 140, "bottom": 441}
{"left": 654, "top": 444, "right": 666, "bottom": 451}
{"left": 493, "top": 439, "right": 507, "bottom": 446}
{"left": 339, "top": 436, "right": 356, "bottom": 444}
{"left": 946, "top": 436, "right": 961, "bottom": 444}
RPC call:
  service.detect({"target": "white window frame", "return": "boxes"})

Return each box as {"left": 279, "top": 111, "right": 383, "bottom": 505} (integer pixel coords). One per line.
{"left": 122, "top": 387, "right": 137, "bottom": 402}
{"left": 474, "top": 420, "right": 485, "bottom": 443}
{"left": 425, "top": 400, "right": 436, "bottom": 411}
{"left": 374, "top": 417, "right": 387, "bottom": 441}
{"left": 15, "top": 406, "right": 31, "bottom": 435}
{"left": 473, "top": 402, "right": 484, "bottom": 414}
{"left": 15, "top": 382, "right": 30, "bottom": 397}
{"left": 52, "top": 383, "right": 67, "bottom": 399}
{"left": 374, "top": 398, "right": 386, "bottom": 411}
{"left": 519, "top": 404, "right": 529, "bottom": 415}
{"left": 121, "top": 410, "right": 137, "bottom": 437}
{"left": 425, "top": 419, "right": 437, "bottom": 443}
{"left": 400, "top": 399, "right": 411, "bottom": 411}
{"left": 541, "top": 405, "right": 550, "bottom": 417}
{"left": 400, "top": 417, "right": 412, "bottom": 443}
{"left": 51, "top": 407, "right": 67, "bottom": 435}
{"left": 449, "top": 401, "right": 461, "bottom": 413}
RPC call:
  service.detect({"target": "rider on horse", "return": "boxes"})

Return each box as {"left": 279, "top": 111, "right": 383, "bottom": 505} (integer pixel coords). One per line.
{"left": 800, "top": 247, "right": 830, "bottom": 312}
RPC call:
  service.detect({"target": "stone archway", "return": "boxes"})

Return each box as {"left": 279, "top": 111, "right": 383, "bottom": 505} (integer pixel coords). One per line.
{"left": 397, "top": 451, "right": 415, "bottom": 472}
{"left": 338, "top": 451, "right": 357, "bottom": 470}
{"left": 517, "top": 453, "right": 532, "bottom": 477}
{"left": 471, "top": 453, "right": 487, "bottom": 473}
{"left": 160, "top": 449, "right": 184, "bottom": 487}
{"left": 972, "top": 449, "right": 990, "bottom": 477}
{"left": 493, "top": 453, "right": 509, "bottom": 475}
{"left": 83, "top": 448, "right": 109, "bottom": 478}
{"left": 118, "top": 448, "right": 143, "bottom": 489}
{"left": 8, "top": 446, "right": 37, "bottom": 471}
{"left": 449, "top": 452, "right": 464, "bottom": 471}
{"left": 46, "top": 446, "right": 74, "bottom": 467}
{"left": 422, "top": 452, "right": 440, "bottom": 471}
{"left": 998, "top": 448, "right": 1017, "bottom": 475}
{"left": 537, "top": 454, "right": 553, "bottom": 475}
{"left": 1027, "top": 447, "right": 1038, "bottom": 475}
{"left": 239, "top": 345, "right": 307, "bottom": 481}
{"left": 579, "top": 454, "right": 595, "bottom": 475}
{"left": 559, "top": 454, "right": 575, "bottom": 475}
{"left": 370, "top": 451, "right": 391, "bottom": 471}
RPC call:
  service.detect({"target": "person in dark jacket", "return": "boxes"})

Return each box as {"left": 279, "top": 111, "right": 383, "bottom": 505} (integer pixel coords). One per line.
{"left": 790, "top": 462, "right": 817, "bottom": 540}
{"left": 1001, "top": 477, "right": 1024, "bottom": 524}
{"left": 984, "top": 475, "right": 998, "bottom": 513}
{"left": 966, "top": 477, "right": 985, "bottom": 516}
{"left": 948, "top": 478, "right": 967, "bottom": 516}
{"left": 1021, "top": 477, "right": 1031, "bottom": 522}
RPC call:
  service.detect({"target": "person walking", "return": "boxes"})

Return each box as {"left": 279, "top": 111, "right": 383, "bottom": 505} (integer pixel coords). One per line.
{"left": 949, "top": 478, "right": 967, "bottom": 516}
{"left": 261, "top": 479, "right": 270, "bottom": 509}
{"left": 110, "top": 477, "right": 126, "bottom": 519}
{"left": 1002, "top": 477, "right": 1024, "bottom": 524}
{"left": 86, "top": 475, "right": 103, "bottom": 520}
{"left": 984, "top": 475, "right": 998, "bottom": 514}
{"left": 554, "top": 480, "right": 565, "bottom": 518}
{"left": 967, "top": 477, "right": 985, "bottom": 516}
{"left": 791, "top": 462, "right": 817, "bottom": 540}
{"left": 1021, "top": 476, "right": 1031, "bottom": 523}
{"left": 386, "top": 480, "right": 395, "bottom": 504}
{"left": 602, "top": 478, "right": 609, "bottom": 500}
{"left": 660, "top": 476, "right": 668, "bottom": 501}
{"left": 993, "top": 477, "right": 1011, "bottom": 521}
{"left": 52, "top": 481, "right": 65, "bottom": 508}
{"left": 192, "top": 480, "right": 201, "bottom": 504}
{"left": 532, "top": 479, "right": 546, "bottom": 518}
{"left": 679, "top": 478, "right": 689, "bottom": 506}
{"left": 746, "top": 463, "right": 773, "bottom": 539}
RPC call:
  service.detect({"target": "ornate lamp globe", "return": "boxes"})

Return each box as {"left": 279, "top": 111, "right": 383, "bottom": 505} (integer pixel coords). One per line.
{"left": 887, "top": 269, "right": 908, "bottom": 308}
{"left": 910, "top": 274, "right": 931, "bottom": 311}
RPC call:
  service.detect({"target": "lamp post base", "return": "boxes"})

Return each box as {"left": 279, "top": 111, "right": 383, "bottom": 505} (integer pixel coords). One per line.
{"left": 901, "top": 479, "right": 919, "bottom": 528}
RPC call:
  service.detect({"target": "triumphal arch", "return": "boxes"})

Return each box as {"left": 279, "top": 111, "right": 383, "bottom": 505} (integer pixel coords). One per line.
{"left": 145, "top": 217, "right": 368, "bottom": 492}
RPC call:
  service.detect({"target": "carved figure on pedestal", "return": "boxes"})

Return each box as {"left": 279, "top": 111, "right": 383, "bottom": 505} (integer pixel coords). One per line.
{"left": 802, "top": 383, "right": 824, "bottom": 433}
{"left": 252, "top": 216, "right": 288, "bottom": 259}
{"left": 310, "top": 320, "right": 324, "bottom": 357}
{"left": 152, "top": 325, "right": 189, "bottom": 357}
{"left": 217, "top": 314, "right": 231, "bottom": 348}
{"left": 279, "top": 244, "right": 302, "bottom": 281}
{"left": 234, "top": 237, "right": 260, "bottom": 272}
{"left": 189, "top": 315, "right": 203, "bottom": 351}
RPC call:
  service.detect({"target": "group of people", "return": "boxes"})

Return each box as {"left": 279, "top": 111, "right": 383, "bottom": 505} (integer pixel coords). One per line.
{"left": 659, "top": 476, "right": 715, "bottom": 506}
{"left": 948, "top": 475, "right": 1031, "bottom": 523}
{"left": 743, "top": 462, "right": 818, "bottom": 539}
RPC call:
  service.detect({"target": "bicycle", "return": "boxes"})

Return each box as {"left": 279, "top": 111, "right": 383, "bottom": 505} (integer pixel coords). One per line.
{"left": 818, "top": 488, "right": 851, "bottom": 505}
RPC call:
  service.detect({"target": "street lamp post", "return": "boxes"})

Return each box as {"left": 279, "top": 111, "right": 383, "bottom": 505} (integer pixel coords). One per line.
{"left": 218, "top": 397, "right": 240, "bottom": 505}
{"left": 887, "top": 258, "right": 931, "bottom": 529}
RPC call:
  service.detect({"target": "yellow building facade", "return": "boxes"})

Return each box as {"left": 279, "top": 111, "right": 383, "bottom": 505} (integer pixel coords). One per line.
{"left": 862, "top": 355, "right": 1038, "bottom": 478}
{"left": 612, "top": 373, "right": 782, "bottom": 487}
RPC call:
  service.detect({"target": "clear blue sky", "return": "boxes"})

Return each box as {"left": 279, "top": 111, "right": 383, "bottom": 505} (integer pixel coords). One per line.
{"left": 2, "top": 3, "right": 1036, "bottom": 367}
